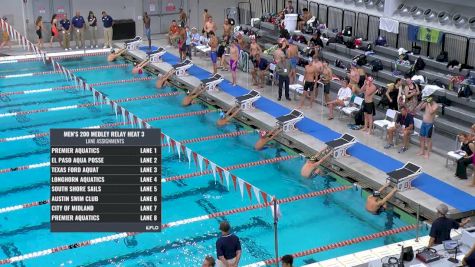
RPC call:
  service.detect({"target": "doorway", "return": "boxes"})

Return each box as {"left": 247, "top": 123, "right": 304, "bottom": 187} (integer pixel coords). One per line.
{"left": 143, "top": 0, "right": 186, "bottom": 34}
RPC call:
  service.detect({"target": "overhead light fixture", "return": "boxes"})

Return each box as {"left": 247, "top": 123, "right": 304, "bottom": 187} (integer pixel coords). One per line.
{"left": 364, "top": 0, "right": 375, "bottom": 8}
{"left": 411, "top": 6, "right": 424, "bottom": 19}
{"left": 469, "top": 17, "right": 475, "bottom": 31}
{"left": 424, "top": 9, "right": 438, "bottom": 22}
{"left": 344, "top": 0, "right": 353, "bottom": 4}
{"left": 453, "top": 13, "right": 468, "bottom": 27}
{"left": 397, "top": 4, "right": 411, "bottom": 16}
{"left": 376, "top": 0, "right": 384, "bottom": 11}
{"left": 355, "top": 0, "right": 364, "bottom": 6}
{"left": 438, "top": 11, "right": 451, "bottom": 25}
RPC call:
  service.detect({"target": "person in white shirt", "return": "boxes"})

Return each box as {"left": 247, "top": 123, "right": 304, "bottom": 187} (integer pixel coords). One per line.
{"left": 190, "top": 27, "right": 201, "bottom": 56}
{"left": 327, "top": 78, "right": 352, "bottom": 120}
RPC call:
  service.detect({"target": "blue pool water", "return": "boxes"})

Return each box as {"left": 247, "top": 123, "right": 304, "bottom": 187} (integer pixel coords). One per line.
{"left": 0, "top": 56, "right": 427, "bottom": 266}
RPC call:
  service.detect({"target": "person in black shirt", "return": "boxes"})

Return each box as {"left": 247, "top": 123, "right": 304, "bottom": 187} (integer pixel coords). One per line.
{"left": 455, "top": 133, "right": 475, "bottom": 180}
{"left": 384, "top": 105, "right": 414, "bottom": 153}
{"left": 428, "top": 204, "right": 470, "bottom": 247}
{"left": 216, "top": 221, "right": 241, "bottom": 267}
{"left": 87, "top": 11, "right": 98, "bottom": 48}
{"left": 308, "top": 31, "right": 323, "bottom": 48}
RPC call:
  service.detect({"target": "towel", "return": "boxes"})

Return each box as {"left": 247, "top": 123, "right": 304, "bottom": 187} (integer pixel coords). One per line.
{"left": 407, "top": 24, "right": 419, "bottom": 42}
{"left": 418, "top": 27, "right": 443, "bottom": 43}
{"left": 379, "top": 17, "right": 399, "bottom": 34}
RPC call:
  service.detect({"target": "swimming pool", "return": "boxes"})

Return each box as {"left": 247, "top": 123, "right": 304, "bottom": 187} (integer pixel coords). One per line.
{"left": 0, "top": 54, "right": 426, "bottom": 266}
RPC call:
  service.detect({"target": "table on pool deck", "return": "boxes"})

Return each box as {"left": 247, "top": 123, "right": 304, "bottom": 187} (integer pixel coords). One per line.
{"left": 367, "top": 242, "right": 470, "bottom": 267}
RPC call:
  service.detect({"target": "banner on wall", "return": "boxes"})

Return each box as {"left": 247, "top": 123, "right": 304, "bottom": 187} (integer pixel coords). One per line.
{"left": 165, "top": 0, "right": 176, "bottom": 12}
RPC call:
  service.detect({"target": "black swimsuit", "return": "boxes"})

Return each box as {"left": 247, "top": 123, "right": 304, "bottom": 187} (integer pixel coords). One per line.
{"left": 36, "top": 25, "right": 42, "bottom": 39}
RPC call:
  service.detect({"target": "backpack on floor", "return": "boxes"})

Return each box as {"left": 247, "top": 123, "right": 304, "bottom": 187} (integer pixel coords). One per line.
{"left": 370, "top": 59, "right": 383, "bottom": 72}
{"left": 458, "top": 84, "right": 473, "bottom": 98}
{"left": 375, "top": 36, "right": 387, "bottom": 46}
{"left": 345, "top": 37, "right": 356, "bottom": 49}
{"left": 436, "top": 51, "right": 448, "bottom": 62}
{"left": 414, "top": 57, "right": 426, "bottom": 71}
{"left": 353, "top": 54, "right": 367, "bottom": 66}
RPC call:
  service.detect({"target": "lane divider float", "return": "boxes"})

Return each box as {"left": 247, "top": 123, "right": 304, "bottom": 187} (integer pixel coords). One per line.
{"left": 243, "top": 224, "right": 418, "bottom": 267}
{"left": 0, "top": 77, "right": 153, "bottom": 97}
{"left": 0, "top": 63, "right": 129, "bottom": 79}
{"left": 0, "top": 186, "right": 350, "bottom": 265}
{"left": 0, "top": 91, "right": 181, "bottom": 118}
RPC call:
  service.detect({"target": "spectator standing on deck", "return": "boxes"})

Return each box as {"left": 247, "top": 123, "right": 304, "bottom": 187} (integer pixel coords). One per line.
{"left": 101, "top": 11, "right": 113, "bottom": 48}
{"left": 276, "top": 54, "right": 292, "bottom": 101}
{"left": 178, "top": 8, "right": 187, "bottom": 26}
{"left": 361, "top": 76, "right": 377, "bottom": 135}
{"left": 143, "top": 12, "right": 151, "bottom": 50}
{"left": 202, "top": 9, "right": 210, "bottom": 34}
{"left": 216, "top": 221, "right": 241, "bottom": 267}
{"left": 35, "top": 16, "right": 44, "bottom": 49}
{"left": 287, "top": 40, "right": 298, "bottom": 84}
{"left": 72, "top": 11, "right": 85, "bottom": 49}
{"left": 49, "top": 14, "right": 62, "bottom": 48}
{"left": 204, "top": 16, "right": 217, "bottom": 38}
{"left": 400, "top": 76, "right": 420, "bottom": 115}
{"left": 223, "top": 19, "right": 232, "bottom": 40}
{"left": 59, "top": 14, "right": 71, "bottom": 50}
{"left": 229, "top": 39, "right": 240, "bottom": 86}
{"left": 298, "top": 59, "right": 317, "bottom": 109}
{"left": 428, "top": 204, "right": 470, "bottom": 247}
{"left": 87, "top": 11, "right": 98, "bottom": 48}
{"left": 416, "top": 92, "right": 438, "bottom": 159}
{"left": 282, "top": 255, "right": 294, "bottom": 267}
{"left": 0, "top": 17, "right": 11, "bottom": 50}
{"left": 251, "top": 53, "right": 268, "bottom": 88}
{"left": 320, "top": 60, "right": 333, "bottom": 104}
{"left": 208, "top": 31, "right": 219, "bottom": 74}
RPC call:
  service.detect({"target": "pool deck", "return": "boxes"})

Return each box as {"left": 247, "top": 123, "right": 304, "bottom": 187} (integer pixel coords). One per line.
{"left": 117, "top": 38, "right": 474, "bottom": 223}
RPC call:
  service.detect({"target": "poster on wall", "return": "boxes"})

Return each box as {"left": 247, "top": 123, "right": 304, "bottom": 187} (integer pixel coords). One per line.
{"left": 162, "top": 0, "right": 181, "bottom": 13}
{"left": 150, "top": 4, "right": 156, "bottom": 12}
{"left": 56, "top": 6, "right": 66, "bottom": 20}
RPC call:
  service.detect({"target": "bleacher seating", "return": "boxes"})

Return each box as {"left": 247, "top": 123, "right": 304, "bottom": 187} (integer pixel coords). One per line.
{"left": 237, "top": 19, "right": 474, "bottom": 154}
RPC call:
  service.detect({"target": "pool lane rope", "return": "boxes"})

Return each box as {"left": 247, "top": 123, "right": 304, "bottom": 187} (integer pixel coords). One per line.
{"left": 0, "top": 63, "right": 129, "bottom": 79}
{"left": 0, "top": 76, "right": 153, "bottom": 97}
{"left": 0, "top": 186, "right": 351, "bottom": 265}
{"left": 0, "top": 51, "right": 110, "bottom": 63}
{"left": 0, "top": 91, "right": 181, "bottom": 118}
{"left": 243, "top": 224, "right": 418, "bottom": 267}
{"left": 0, "top": 109, "right": 218, "bottom": 143}
{"left": 0, "top": 128, "right": 256, "bottom": 176}
{"left": 0, "top": 130, "right": 256, "bottom": 214}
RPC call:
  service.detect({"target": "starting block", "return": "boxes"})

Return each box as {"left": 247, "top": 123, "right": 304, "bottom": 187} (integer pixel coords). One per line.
{"left": 147, "top": 48, "right": 166, "bottom": 63}
{"left": 124, "top": 36, "right": 142, "bottom": 50}
{"left": 201, "top": 74, "right": 224, "bottom": 91}
{"left": 275, "top": 109, "right": 304, "bottom": 132}
{"left": 325, "top": 133, "right": 357, "bottom": 158}
{"left": 172, "top": 59, "right": 193, "bottom": 77}
{"left": 235, "top": 90, "right": 261, "bottom": 110}
{"left": 386, "top": 162, "right": 422, "bottom": 191}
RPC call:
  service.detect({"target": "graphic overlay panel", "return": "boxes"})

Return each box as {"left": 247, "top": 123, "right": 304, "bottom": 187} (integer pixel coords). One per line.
{"left": 50, "top": 129, "right": 161, "bottom": 232}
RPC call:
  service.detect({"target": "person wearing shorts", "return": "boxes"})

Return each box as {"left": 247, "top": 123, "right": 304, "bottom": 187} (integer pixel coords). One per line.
{"left": 143, "top": 12, "right": 151, "bottom": 49}
{"left": 208, "top": 31, "right": 218, "bottom": 74}
{"left": 229, "top": 39, "right": 239, "bottom": 86}
{"left": 420, "top": 122, "right": 433, "bottom": 138}
{"left": 304, "top": 81, "right": 315, "bottom": 92}
{"left": 361, "top": 76, "right": 377, "bottom": 134}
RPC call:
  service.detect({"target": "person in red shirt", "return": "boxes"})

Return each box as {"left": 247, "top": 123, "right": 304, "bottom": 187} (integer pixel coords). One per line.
{"left": 168, "top": 20, "right": 180, "bottom": 45}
